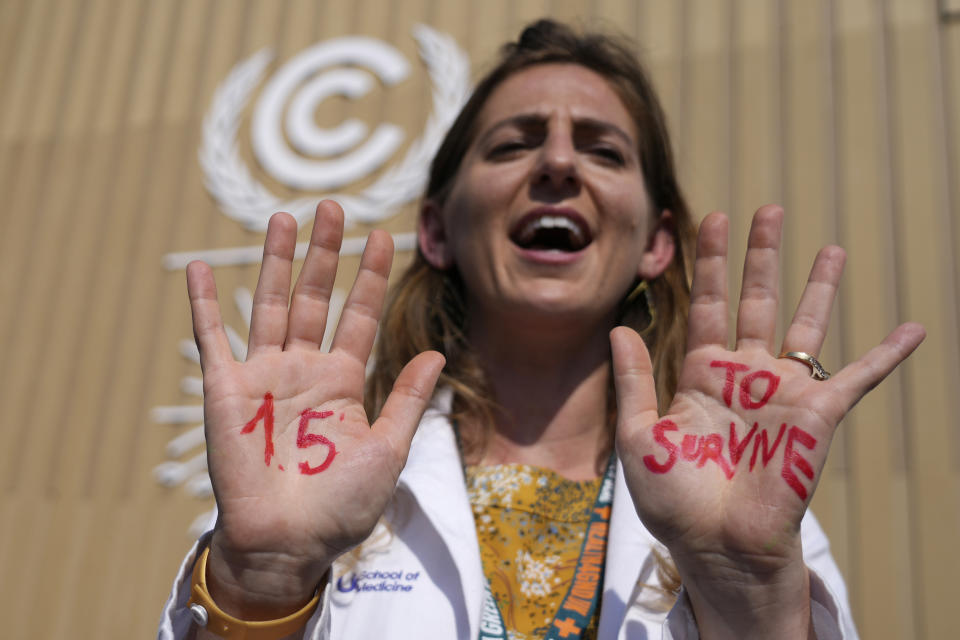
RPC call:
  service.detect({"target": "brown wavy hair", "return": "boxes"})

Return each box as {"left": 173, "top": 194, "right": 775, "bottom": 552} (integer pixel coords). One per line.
{"left": 364, "top": 19, "right": 696, "bottom": 591}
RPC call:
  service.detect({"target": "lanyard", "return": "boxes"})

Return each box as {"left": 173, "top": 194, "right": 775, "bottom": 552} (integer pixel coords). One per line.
{"left": 476, "top": 457, "right": 616, "bottom": 640}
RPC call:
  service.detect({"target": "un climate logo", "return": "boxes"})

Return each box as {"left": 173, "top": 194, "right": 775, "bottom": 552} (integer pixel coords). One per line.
{"left": 200, "top": 25, "right": 471, "bottom": 231}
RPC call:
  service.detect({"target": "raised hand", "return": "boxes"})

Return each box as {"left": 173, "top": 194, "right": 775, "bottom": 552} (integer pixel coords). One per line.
{"left": 611, "top": 205, "right": 924, "bottom": 637}
{"left": 186, "top": 201, "right": 444, "bottom": 619}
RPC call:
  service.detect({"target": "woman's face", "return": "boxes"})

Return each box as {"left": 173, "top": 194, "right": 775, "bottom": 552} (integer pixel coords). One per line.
{"left": 421, "top": 63, "right": 674, "bottom": 330}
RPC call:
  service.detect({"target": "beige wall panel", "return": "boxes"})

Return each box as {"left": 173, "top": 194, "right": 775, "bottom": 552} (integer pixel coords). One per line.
{"left": 424, "top": 0, "right": 471, "bottom": 44}
{"left": 316, "top": 0, "right": 355, "bottom": 37}
{"left": 10, "top": 1, "right": 176, "bottom": 501}
{"left": 1, "top": 2, "right": 957, "bottom": 638}
{"left": 127, "top": 1, "right": 181, "bottom": 127}
{"left": 0, "top": 499, "right": 56, "bottom": 639}
{"left": 0, "top": 498, "right": 23, "bottom": 632}
{"left": 62, "top": 0, "right": 119, "bottom": 135}
{"left": 0, "top": 495, "right": 15, "bottom": 565}
{"left": 637, "top": 0, "right": 684, "bottom": 127}
{"left": 508, "top": 1, "right": 554, "bottom": 36}
{"left": 0, "top": 144, "right": 17, "bottom": 231}
{"left": 0, "top": 141, "right": 34, "bottom": 338}
{"left": 549, "top": 0, "right": 599, "bottom": 23}
{"left": 463, "top": 1, "right": 509, "bottom": 61}
{"left": 781, "top": 0, "right": 836, "bottom": 299}
{"left": 681, "top": 0, "right": 733, "bottom": 229}
{"left": 887, "top": 2, "right": 960, "bottom": 639}
{"left": 0, "top": 140, "right": 61, "bottom": 491}
{"left": 90, "top": 502, "right": 163, "bottom": 636}
{"left": 92, "top": 0, "right": 148, "bottom": 133}
{"left": 0, "top": 1, "right": 30, "bottom": 109}
{"left": 51, "top": 132, "right": 158, "bottom": 496}
{"left": 23, "top": 0, "right": 83, "bottom": 139}
{"left": 833, "top": 1, "right": 918, "bottom": 636}
{"left": 20, "top": 141, "right": 117, "bottom": 499}
{"left": 939, "top": 9, "right": 960, "bottom": 466}
{"left": 35, "top": 137, "right": 138, "bottom": 498}
{"left": 27, "top": 502, "right": 98, "bottom": 638}
{"left": 0, "top": 499, "right": 22, "bottom": 638}
{"left": 279, "top": 0, "right": 323, "bottom": 57}
{"left": 946, "top": 21, "right": 960, "bottom": 423}
{"left": 160, "top": 1, "right": 217, "bottom": 124}
{"left": 45, "top": 503, "right": 104, "bottom": 638}
{"left": 731, "top": 0, "right": 780, "bottom": 217}
{"left": 0, "top": 0, "right": 54, "bottom": 139}
{"left": 594, "top": 0, "right": 639, "bottom": 34}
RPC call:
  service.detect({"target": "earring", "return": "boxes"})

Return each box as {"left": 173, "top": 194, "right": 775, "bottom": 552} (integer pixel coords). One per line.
{"left": 623, "top": 279, "right": 656, "bottom": 333}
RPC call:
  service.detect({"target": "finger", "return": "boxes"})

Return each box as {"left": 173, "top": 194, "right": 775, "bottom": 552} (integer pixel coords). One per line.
{"left": 247, "top": 212, "right": 298, "bottom": 357}
{"left": 735, "top": 205, "right": 783, "bottom": 352}
{"left": 286, "top": 201, "right": 344, "bottom": 351}
{"left": 686, "top": 212, "right": 729, "bottom": 351}
{"left": 780, "top": 245, "right": 846, "bottom": 357}
{"left": 610, "top": 326, "right": 661, "bottom": 431}
{"left": 372, "top": 351, "right": 446, "bottom": 463}
{"left": 823, "top": 322, "right": 926, "bottom": 421}
{"left": 329, "top": 229, "right": 394, "bottom": 363}
{"left": 186, "top": 261, "right": 233, "bottom": 373}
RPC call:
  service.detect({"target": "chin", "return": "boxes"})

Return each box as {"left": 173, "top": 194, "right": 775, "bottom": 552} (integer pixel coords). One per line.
{"left": 502, "top": 292, "right": 618, "bottom": 328}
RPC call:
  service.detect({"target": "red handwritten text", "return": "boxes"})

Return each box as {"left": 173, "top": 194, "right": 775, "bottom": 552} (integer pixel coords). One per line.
{"left": 710, "top": 361, "right": 780, "bottom": 409}
{"left": 782, "top": 426, "right": 816, "bottom": 500}
{"left": 297, "top": 409, "right": 337, "bottom": 475}
{"left": 241, "top": 393, "right": 275, "bottom": 466}
{"left": 642, "top": 420, "right": 817, "bottom": 500}
{"left": 240, "top": 394, "right": 338, "bottom": 475}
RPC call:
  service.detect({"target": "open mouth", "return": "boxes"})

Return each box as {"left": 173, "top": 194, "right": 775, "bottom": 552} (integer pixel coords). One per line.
{"left": 509, "top": 212, "right": 592, "bottom": 252}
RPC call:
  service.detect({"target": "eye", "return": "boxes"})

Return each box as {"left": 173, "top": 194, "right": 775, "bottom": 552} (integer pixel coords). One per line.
{"left": 488, "top": 139, "right": 530, "bottom": 158}
{"left": 587, "top": 145, "right": 626, "bottom": 165}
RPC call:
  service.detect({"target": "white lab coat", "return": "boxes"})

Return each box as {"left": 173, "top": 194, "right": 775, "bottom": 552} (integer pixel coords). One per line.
{"left": 158, "top": 391, "right": 859, "bottom": 639}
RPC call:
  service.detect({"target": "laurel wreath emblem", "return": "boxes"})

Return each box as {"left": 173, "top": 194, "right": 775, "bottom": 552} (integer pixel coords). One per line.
{"left": 199, "top": 25, "right": 471, "bottom": 231}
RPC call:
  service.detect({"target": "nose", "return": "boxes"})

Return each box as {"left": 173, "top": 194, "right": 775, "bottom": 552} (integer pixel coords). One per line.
{"left": 533, "top": 130, "right": 580, "bottom": 194}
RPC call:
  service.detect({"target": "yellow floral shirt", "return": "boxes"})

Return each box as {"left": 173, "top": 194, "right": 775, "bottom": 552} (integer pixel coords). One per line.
{"left": 465, "top": 464, "right": 605, "bottom": 640}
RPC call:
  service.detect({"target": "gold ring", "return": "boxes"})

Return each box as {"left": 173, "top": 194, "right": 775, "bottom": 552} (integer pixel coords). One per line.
{"left": 778, "top": 351, "right": 831, "bottom": 381}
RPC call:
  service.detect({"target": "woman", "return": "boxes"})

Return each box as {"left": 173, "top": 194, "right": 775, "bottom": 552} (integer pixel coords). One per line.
{"left": 160, "top": 20, "right": 924, "bottom": 639}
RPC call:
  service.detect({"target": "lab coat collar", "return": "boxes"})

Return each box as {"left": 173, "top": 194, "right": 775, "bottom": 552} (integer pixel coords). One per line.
{"left": 396, "top": 389, "right": 486, "bottom": 639}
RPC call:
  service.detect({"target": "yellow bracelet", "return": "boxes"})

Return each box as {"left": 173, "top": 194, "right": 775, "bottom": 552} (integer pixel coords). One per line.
{"left": 187, "top": 546, "right": 320, "bottom": 639}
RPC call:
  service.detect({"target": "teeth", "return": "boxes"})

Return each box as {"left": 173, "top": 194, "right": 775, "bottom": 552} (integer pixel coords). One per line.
{"left": 518, "top": 215, "right": 585, "bottom": 247}
{"left": 537, "top": 216, "right": 581, "bottom": 239}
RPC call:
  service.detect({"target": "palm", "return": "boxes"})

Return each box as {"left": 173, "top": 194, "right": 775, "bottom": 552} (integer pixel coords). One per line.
{"left": 636, "top": 347, "right": 834, "bottom": 556}
{"left": 202, "top": 351, "right": 393, "bottom": 561}
{"left": 187, "top": 201, "right": 443, "bottom": 576}
{"left": 613, "top": 207, "right": 924, "bottom": 570}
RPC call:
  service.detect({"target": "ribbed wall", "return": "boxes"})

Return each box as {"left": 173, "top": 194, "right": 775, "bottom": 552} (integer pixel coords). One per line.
{"left": 0, "top": 1, "right": 957, "bottom": 638}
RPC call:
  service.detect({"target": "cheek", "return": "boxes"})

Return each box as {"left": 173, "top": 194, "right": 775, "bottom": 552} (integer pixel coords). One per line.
{"left": 445, "top": 169, "right": 515, "bottom": 249}
{"left": 594, "top": 173, "right": 652, "bottom": 227}
{"left": 441, "top": 200, "right": 497, "bottom": 278}
{"left": 600, "top": 194, "right": 656, "bottom": 279}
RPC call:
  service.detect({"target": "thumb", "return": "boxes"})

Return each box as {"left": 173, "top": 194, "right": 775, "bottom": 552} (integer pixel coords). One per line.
{"left": 372, "top": 351, "right": 446, "bottom": 462}
{"left": 610, "top": 326, "right": 660, "bottom": 433}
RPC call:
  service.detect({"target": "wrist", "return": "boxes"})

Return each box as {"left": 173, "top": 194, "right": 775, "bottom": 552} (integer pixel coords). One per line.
{"left": 671, "top": 548, "right": 812, "bottom": 640}
{"left": 205, "top": 534, "right": 332, "bottom": 621}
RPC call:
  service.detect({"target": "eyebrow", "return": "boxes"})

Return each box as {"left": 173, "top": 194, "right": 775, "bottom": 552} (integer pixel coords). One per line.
{"left": 478, "top": 114, "right": 636, "bottom": 148}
